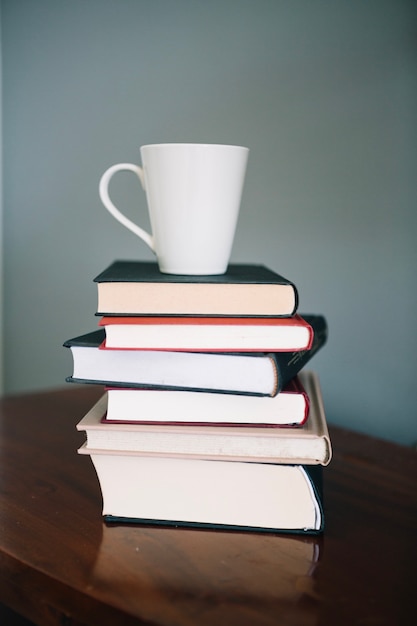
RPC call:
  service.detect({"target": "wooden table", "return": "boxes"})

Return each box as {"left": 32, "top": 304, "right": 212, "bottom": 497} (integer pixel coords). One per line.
{"left": 0, "top": 385, "right": 415, "bottom": 626}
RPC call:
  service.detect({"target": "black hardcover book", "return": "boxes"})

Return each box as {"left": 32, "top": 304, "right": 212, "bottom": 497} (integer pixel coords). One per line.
{"left": 94, "top": 260, "right": 299, "bottom": 317}
{"left": 64, "top": 314, "right": 327, "bottom": 396}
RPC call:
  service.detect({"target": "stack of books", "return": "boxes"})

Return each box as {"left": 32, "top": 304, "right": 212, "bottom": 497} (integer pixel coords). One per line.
{"left": 64, "top": 260, "right": 331, "bottom": 534}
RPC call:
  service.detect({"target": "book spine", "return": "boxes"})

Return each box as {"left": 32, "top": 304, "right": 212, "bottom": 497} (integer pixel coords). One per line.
{"left": 272, "top": 316, "right": 328, "bottom": 393}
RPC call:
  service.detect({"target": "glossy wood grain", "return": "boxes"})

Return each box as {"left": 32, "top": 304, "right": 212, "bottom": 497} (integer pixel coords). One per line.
{"left": 0, "top": 386, "right": 416, "bottom": 625}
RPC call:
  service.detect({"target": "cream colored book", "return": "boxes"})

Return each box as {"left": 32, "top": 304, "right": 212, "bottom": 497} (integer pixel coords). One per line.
{"left": 78, "top": 446, "right": 324, "bottom": 532}
{"left": 77, "top": 371, "right": 332, "bottom": 465}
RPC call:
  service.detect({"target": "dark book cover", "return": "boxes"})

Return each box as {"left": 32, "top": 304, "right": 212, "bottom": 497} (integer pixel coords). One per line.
{"left": 64, "top": 329, "right": 104, "bottom": 349}
{"left": 94, "top": 260, "right": 299, "bottom": 288}
{"left": 271, "top": 314, "right": 328, "bottom": 392}
{"left": 94, "top": 260, "right": 299, "bottom": 317}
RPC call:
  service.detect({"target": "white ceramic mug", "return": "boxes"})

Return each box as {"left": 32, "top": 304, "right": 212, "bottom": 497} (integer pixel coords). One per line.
{"left": 99, "top": 143, "right": 249, "bottom": 275}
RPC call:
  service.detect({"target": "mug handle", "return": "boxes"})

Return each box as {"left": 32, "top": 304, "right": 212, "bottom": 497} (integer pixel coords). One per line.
{"left": 99, "top": 163, "right": 155, "bottom": 252}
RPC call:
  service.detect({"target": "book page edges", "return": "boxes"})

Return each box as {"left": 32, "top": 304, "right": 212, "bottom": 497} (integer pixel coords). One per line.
{"left": 78, "top": 442, "right": 329, "bottom": 466}
{"left": 299, "top": 371, "right": 332, "bottom": 465}
{"left": 97, "top": 282, "right": 296, "bottom": 316}
{"left": 76, "top": 371, "right": 331, "bottom": 465}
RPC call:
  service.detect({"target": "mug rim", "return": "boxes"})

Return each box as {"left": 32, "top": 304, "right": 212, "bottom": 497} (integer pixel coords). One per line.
{"left": 140, "top": 142, "right": 249, "bottom": 151}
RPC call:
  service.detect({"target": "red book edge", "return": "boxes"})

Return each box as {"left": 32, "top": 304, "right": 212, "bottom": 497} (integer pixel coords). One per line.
{"left": 97, "top": 313, "right": 314, "bottom": 352}
{"left": 100, "top": 376, "right": 310, "bottom": 428}
{"left": 99, "top": 313, "right": 308, "bottom": 328}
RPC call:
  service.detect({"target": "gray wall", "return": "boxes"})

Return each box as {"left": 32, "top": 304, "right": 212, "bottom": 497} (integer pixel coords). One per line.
{"left": 0, "top": 5, "right": 3, "bottom": 393}
{"left": 2, "top": 0, "right": 416, "bottom": 445}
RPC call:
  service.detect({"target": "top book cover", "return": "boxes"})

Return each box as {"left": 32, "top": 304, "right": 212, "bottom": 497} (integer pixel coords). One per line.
{"left": 94, "top": 261, "right": 299, "bottom": 317}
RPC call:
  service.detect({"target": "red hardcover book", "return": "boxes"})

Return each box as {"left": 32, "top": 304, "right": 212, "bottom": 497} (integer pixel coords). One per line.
{"left": 64, "top": 314, "right": 328, "bottom": 397}
{"left": 77, "top": 371, "right": 332, "bottom": 466}
{"left": 99, "top": 313, "right": 314, "bottom": 352}
{"left": 102, "top": 375, "right": 310, "bottom": 427}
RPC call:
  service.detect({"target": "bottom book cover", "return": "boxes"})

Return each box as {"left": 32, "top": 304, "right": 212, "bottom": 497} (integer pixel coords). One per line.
{"left": 78, "top": 445, "right": 324, "bottom": 534}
